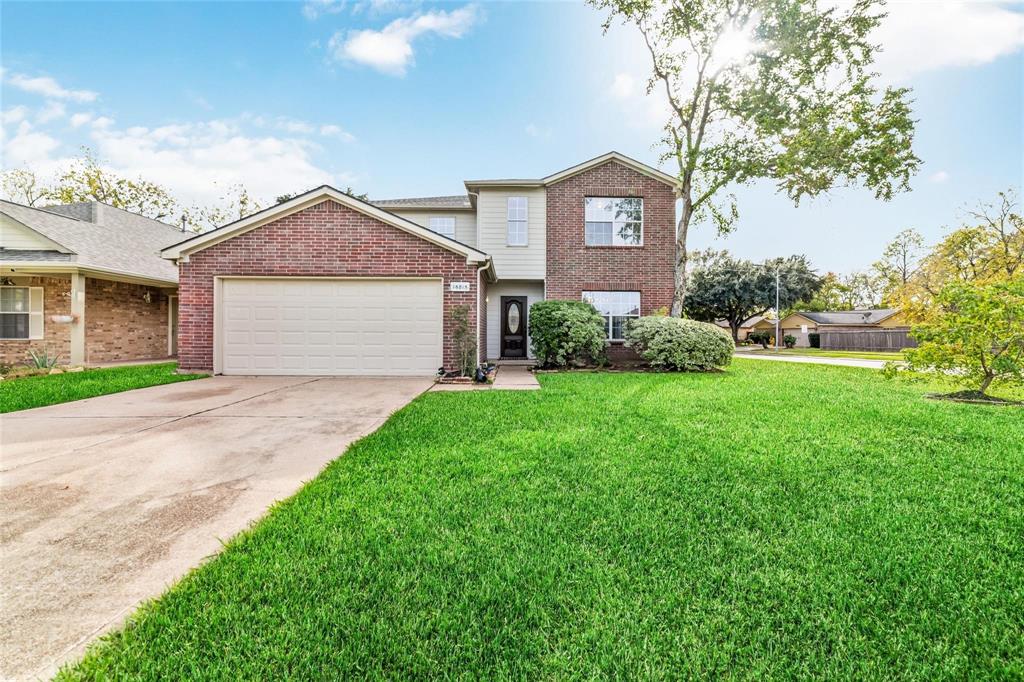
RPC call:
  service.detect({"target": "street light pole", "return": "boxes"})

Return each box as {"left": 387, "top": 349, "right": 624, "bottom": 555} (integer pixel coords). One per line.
{"left": 775, "top": 266, "right": 781, "bottom": 349}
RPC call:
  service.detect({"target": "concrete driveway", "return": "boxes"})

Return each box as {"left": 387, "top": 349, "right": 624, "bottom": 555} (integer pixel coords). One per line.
{"left": 0, "top": 375, "right": 432, "bottom": 680}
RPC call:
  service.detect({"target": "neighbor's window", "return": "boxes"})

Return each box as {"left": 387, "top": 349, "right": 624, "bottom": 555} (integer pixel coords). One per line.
{"left": 583, "top": 291, "right": 640, "bottom": 340}
{"left": 0, "top": 287, "right": 44, "bottom": 340}
{"left": 428, "top": 216, "right": 456, "bottom": 239}
{"left": 507, "top": 197, "right": 528, "bottom": 246}
{"left": 585, "top": 197, "right": 643, "bottom": 246}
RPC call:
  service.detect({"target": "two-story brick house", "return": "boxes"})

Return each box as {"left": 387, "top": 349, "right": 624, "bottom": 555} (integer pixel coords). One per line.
{"left": 162, "top": 152, "right": 678, "bottom": 375}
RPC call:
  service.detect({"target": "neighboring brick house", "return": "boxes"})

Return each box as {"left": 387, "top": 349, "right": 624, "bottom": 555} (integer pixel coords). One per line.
{"left": 162, "top": 152, "right": 678, "bottom": 376}
{"left": 0, "top": 200, "right": 182, "bottom": 366}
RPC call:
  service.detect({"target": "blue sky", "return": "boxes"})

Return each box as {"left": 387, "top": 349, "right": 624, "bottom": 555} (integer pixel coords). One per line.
{"left": 2, "top": 0, "right": 1022, "bottom": 275}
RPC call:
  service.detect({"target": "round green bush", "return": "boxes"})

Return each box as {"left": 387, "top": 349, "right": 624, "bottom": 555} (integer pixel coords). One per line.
{"left": 624, "top": 316, "right": 735, "bottom": 371}
{"left": 528, "top": 300, "right": 607, "bottom": 368}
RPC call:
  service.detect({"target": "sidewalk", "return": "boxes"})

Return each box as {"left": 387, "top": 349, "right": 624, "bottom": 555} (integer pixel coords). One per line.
{"left": 733, "top": 352, "right": 889, "bottom": 370}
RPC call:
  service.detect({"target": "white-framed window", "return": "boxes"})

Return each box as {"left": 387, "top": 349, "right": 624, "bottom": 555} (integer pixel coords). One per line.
{"left": 0, "top": 286, "right": 44, "bottom": 340}
{"left": 507, "top": 197, "right": 528, "bottom": 246}
{"left": 583, "top": 291, "right": 640, "bottom": 340}
{"left": 428, "top": 216, "right": 457, "bottom": 239}
{"left": 585, "top": 197, "right": 643, "bottom": 246}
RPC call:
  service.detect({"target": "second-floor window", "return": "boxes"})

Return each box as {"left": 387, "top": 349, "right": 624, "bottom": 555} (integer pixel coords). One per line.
{"left": 428, "top": 216, "right": 456, "bottom": 239}
{"left": 585, "top": 197, "right": 643, "bottom": 246}
{"left": 507, "top": 197, "right": 528, "bottom": 246}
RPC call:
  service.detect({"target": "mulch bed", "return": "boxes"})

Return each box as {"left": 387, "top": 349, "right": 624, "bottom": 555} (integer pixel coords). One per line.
{"left": 925, "top": 390, "right": 1023, "bottom": 406}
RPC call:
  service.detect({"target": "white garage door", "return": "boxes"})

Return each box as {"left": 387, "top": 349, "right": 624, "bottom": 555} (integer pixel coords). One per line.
{"left": 220, "top": 278, "right": 443, "bottom": 376}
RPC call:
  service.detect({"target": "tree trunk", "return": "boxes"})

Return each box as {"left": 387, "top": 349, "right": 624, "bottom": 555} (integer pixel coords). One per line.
{"left": 670, "top": 189, "right": 693, "bottom": 318}
{"left": 978, "top": 372, "right": 994, "bottom": 396}
{"left": 730, "top": 321, "right": 740, "bottom": 342}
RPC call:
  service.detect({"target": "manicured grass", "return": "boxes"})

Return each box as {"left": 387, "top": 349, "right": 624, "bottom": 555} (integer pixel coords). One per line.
{"left": 0, "top": 362, "right": 204, "bottom": 413}
{"left": 61, "top": 360, "right": 1023, "bottom": 679}
{"left": 739, "top": 347, "right": 907, "bottom": 361}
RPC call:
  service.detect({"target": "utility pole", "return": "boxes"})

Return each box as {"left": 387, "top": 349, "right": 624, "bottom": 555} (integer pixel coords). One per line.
{"left": 775, "top": 266, "right": 781, "bottom": 349}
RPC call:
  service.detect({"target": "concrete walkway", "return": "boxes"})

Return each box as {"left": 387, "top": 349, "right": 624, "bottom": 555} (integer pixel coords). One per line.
{"left": 430, "top": 365, "right": 541, "bottom": 392}
{"left": 0, "top": 375, "right": 432, "bottom": 680}
{"left": 734, "top": 352, "right": 889, "bottom": 370}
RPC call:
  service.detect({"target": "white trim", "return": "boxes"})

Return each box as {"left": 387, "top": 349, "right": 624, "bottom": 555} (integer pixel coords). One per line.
{"left": 506, "top": 196, "right": 528, "bottom": 246}
{"left": 464, "top": 151, "right": 679, "bottom": 191}
{"left": 0, "top": 262, "right": 177, "bottom": 288}
{"left": 212, "top": 275, "right": 445, "bottom": 376}
{"left": 161, "top": 186, "right": 490, "bottom": 265}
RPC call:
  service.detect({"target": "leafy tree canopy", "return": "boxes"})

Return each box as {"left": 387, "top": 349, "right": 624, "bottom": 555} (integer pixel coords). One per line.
{"left": 684, "top": 250, "right": 821, "bottom": 340}
{"left": 588, "top": 0, "right": 919, "bottom": 315}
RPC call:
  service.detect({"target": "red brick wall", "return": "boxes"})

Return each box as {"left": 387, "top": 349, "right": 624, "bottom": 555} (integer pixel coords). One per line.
{"left": 177, "top": 199, "right": 481, "bottom": 373}
{"left": 0, "top": 277, "right": 71, "bottom": 367}
{"left": 545, "top": 160, "right": 676, "bottom": 360}
{"left": 84, "top": 278, "right": 171, "bottom": 363}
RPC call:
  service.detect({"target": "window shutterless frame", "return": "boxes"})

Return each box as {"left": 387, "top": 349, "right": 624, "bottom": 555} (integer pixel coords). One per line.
{"left": 506, "top": 197, "right": 528, "bottom": 246}
{"left": 582, "top": 290, "right": 641, "bottom": 341}
{"left": 428, "top": 216, "right": 457, "bottom": 239}
{"left": 0, "top": 286, "right": 44, "bottom": 340}
{"left": 584, "top": 197, "right": 643, "bottom": 247}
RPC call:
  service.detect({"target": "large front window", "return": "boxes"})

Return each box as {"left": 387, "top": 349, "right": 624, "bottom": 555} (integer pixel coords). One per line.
{"left": 507, "top": 197, "right": 528, "bottom": 246}
{"left": 585, "top": 197, "right": 643, "bottom": 246}
{"left": 0, "top": 287, "right": 43, "bottom": 340}
{"left": 583, "top": 291, "right": 640, "bottom": 340}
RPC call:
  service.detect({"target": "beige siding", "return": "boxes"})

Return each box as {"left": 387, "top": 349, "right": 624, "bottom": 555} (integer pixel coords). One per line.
{"left": 0, "top": 214, "right": 64, "bottom": 250}
{"left": 485, "top": 280, "right": 545, "bottom": 360}
{"left": 389, "top": 210, "right": 477, "bottom": 248}
{"left": 475, "top": 189, "right": 546, "bottom": 279}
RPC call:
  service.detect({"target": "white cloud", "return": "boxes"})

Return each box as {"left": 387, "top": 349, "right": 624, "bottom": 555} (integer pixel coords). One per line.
{"left": 36, "top": 101, "right": 66, "bottom": 124}
{"left": 871, "top": 1, "right": 1024, "bottom": 83}
{"left": 303, "top": 0, "right": 411, "bottom": 20}
{"left": 610, "top": 73, "right": 635, "bottom": 99}
{"left": 320, "top": 124, "right": 356, "bottom": 142}
{"left": 329, "top": 4, "right": 479, "bottom": 76}
{"left": 91, "top": 116, "right": 115, "bottom": 130}
{"left": 1, "top": 105, "right": 29, "bottom": 126}
{"left": 5, "top": 72, "right": 98, "bottom": 102}
{"left": 929, "top": 170, "right": 950, "bottom": 183}
{"left": 277, "top": 117, "right": 316, "bottom": 134}
{"left": 69, "top": 112, "right": 93, "bottom": 128}
{"left": 1, "top": 121, "right": 61, "bottom": 168}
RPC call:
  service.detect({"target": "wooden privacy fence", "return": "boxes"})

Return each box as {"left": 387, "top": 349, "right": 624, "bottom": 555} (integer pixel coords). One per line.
{"left": 820, "top": 329, "right": 917, "bottom": 352}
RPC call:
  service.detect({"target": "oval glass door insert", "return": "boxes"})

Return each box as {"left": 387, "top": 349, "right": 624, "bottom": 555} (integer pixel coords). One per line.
{"left": 508, "top": 303, "right": 521, "bottom": 333}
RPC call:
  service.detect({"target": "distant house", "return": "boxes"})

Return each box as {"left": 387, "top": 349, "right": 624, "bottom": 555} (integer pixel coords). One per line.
{"left": 0, "top": 200, "right": 182, "bottom": 366}
{"left": 764, "top": 308, "right": 912, "bottom": 350}
{"left": 715, "top": 315, "right": 766, "bottom": 341}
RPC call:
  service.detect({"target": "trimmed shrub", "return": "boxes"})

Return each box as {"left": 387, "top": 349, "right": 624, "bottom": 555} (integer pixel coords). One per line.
{"left": 808, "top": 332, "right": 821, "bottom": 348}
{"left": 784, "top": 334, "right": 797, "bottom": 349}
{"left": 624, "top": 316, "right": 734, "bottom": 371}
{"left": 748, "top": 330, "right": 771, "bottom": 349}
{"left": 528, "top": 300, "right": 606, "bottom": 368}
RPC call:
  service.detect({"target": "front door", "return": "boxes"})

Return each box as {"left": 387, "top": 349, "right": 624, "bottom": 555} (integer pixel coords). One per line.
{"left": 500, "top": 296, "right": 527, "bottom": 358}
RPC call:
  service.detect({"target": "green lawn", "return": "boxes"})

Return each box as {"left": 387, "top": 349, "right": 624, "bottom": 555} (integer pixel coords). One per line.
{"left": 739, "top": 347, "right": 907, "bottom": 361}
{"left": 0, "top": 362, "right": 204, "bottom": 413}
{"left": 61, "top": 360, "right": 1023, "bottom": 679}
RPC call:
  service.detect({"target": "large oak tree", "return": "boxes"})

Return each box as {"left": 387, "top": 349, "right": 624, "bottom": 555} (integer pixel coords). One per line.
{"left": 589, "top": 0, "right": 919, "bottom": 315}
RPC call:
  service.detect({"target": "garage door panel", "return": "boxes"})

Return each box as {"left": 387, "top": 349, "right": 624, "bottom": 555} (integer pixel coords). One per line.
{"left": 220, "top": 278, "right": 443, "bottom": 376}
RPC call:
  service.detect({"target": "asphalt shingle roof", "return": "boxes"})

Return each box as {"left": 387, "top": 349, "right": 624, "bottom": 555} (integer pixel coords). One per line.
{"left": 1, "top": 201, "right": 183, "bottom": 283}
{"left": 799, "top": 309, "right": 898, "bottom": 325}
{"left": 371, "top": 195, "right": 472, "bottom": 209}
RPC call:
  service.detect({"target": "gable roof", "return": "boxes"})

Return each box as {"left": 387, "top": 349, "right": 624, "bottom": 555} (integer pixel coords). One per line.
{"left": 160, "top": 186, "right": 493, "bottom": 271}
{"left": 372, "top": 195, "right": 473, "bottom": 210}
{"left": 464, "top": 151, "right": 678, "bottom": 190}
{"left": 798, "top": 309, "right": 900, "bottom": 325}
{"left": 1, "top": 200, "right": 182, "bottom": 284}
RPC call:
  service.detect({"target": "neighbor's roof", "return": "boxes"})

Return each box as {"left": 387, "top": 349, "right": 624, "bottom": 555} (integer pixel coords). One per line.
{"left": 464, "top": 151, "right": 678, "bottom": 190}
{"left": 1, "top": 200, "right": 182, "bottom": 284}
{"left": 372, "top": 195, "right": 473, "bottom": 210}
{"left": 798, "top": 309, "right": 899, "bottom": 325}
